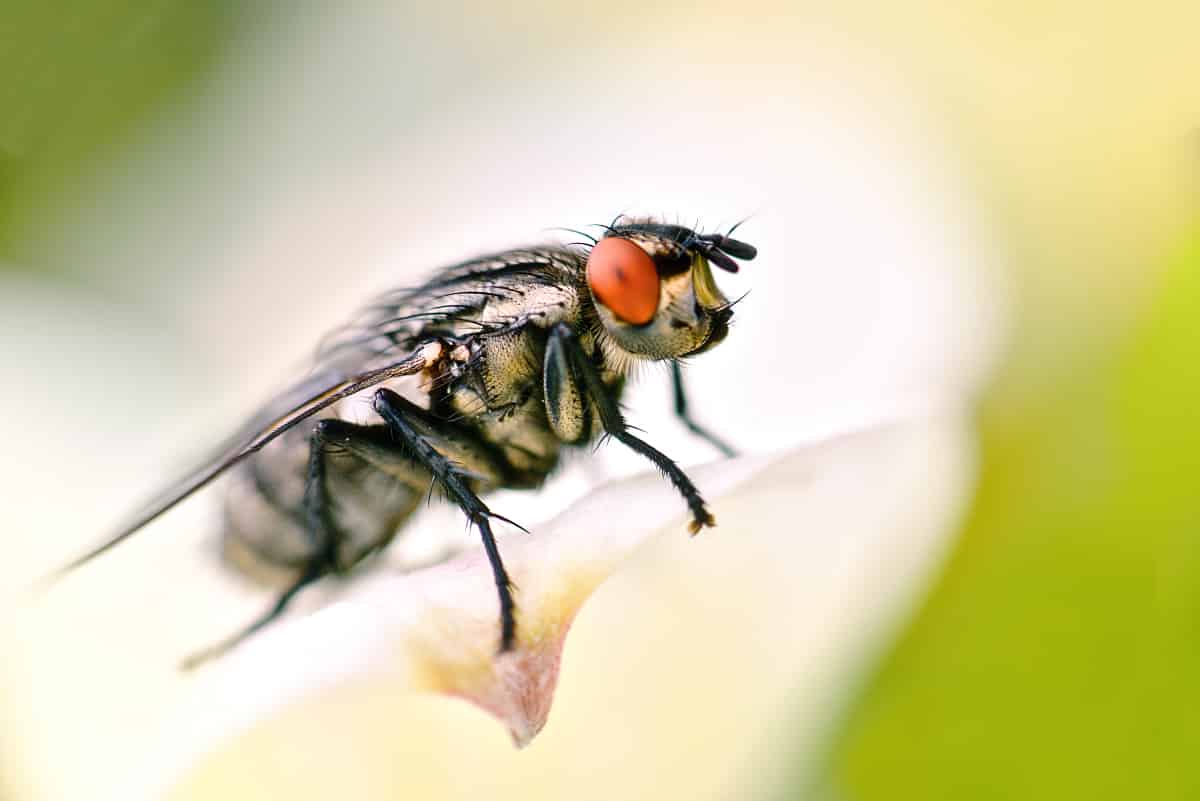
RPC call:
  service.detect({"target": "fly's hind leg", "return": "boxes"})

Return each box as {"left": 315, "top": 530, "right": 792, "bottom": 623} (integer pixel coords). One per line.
{"left": 370, "top": 388, "right": 521, "bottom": 653}
{"left": 183, "top": 419, "right": 407, "bottom": 669}
{"left": 181, "top": 557, "right": 328, "bottom": 670}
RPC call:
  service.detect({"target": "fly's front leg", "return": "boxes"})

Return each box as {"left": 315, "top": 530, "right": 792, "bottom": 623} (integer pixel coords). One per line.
{"left": 371, "top": 388, "right": 521, "bottom": 652}
{"left": 550, "top": 324, "right": 716, "bottom": 534}
{"left": 671, "top": 360, "right": 736, "bottom": 458}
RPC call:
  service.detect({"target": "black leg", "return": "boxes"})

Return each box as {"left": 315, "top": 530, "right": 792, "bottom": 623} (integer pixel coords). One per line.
{"left": 671, "top": 360, "right": 737, "bottom": 458}
{"left": 371, "top": 388, "right": 519, "bottom": 653}
{"left": 181, "top": 420, "right": 346, "bottom": 669}
{"left": 553, "top": 324, "right": 716, "bottom": 534}
{"left": 180, "top": 559, "right": 327, "bottom": 670}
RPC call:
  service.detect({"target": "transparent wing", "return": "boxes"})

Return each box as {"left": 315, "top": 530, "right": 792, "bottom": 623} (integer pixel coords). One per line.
{"left": 41, "top": 349, "right": 434, "bottom": 583}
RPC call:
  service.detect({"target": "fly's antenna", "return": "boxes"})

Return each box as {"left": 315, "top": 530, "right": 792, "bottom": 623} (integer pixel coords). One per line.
{"left": 693, "top": 226, "right": 758, "bottom": 273}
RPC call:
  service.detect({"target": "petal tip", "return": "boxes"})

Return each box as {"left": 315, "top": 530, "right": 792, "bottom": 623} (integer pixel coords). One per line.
{"left": 456, "top": 630, "right": 568, "bottom": 747}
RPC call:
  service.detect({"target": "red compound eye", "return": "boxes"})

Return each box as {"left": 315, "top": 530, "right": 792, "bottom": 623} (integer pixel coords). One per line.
{"left": 586, "top": 238, "right": 660, "bottom": 325}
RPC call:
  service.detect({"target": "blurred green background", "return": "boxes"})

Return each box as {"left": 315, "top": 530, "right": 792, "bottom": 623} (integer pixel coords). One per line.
{"left": 0, "top": 2, "right": 231, "bottom": 272}
{"left": 2, "top": 2, "right": 1196, "bottom": 799}
{"left": 819, "top": 227, "right": 1200, "bottom": 799}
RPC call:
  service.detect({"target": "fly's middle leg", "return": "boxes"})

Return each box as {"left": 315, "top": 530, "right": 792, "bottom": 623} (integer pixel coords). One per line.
{"left": 371, "top": 387, "right": 522, "bottom": 653}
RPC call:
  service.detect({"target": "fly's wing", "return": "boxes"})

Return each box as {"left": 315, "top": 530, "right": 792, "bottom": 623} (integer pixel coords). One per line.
{"left": 42, "top": 349, "right": 435, "bottom": 582}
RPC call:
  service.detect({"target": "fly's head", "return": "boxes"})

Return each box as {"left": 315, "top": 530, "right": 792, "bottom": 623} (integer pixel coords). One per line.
{"left": 584, "top": 219, "right": 756, "bottom": 360}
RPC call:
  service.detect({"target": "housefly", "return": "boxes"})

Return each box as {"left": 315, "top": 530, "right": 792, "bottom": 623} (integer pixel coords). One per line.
{"left": 48, "top": 216, "right": 756, "bottom": 666}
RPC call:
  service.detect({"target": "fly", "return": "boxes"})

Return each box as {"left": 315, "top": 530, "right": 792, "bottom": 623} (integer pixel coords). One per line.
{"left": 46, "top": 216, "right": 757, "bottom": 667}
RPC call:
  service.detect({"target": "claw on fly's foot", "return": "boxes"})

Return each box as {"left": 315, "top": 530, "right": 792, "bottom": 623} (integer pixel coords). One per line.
{"left": 687, "top": 513, "right": 716, "bottom": 535}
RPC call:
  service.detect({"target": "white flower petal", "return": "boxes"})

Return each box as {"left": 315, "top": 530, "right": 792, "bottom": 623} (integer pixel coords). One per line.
{"left": 116, "top": 409, "right": 969, "bottom": 801}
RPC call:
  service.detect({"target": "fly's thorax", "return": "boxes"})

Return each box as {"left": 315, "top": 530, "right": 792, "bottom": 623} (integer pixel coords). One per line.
{"left": 478, "top": 279, "right": 580, "bottom": 331}
{"left": 454, "top": 271, "right": 585, "bottom": 401}
{"left": 472, "top": 394, "right": 563, "bottom": 482}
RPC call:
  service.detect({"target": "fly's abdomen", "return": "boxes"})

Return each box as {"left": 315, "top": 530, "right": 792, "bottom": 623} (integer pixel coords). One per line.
{"left": 221, "top": 422, "right": 424, "bottom": 585}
